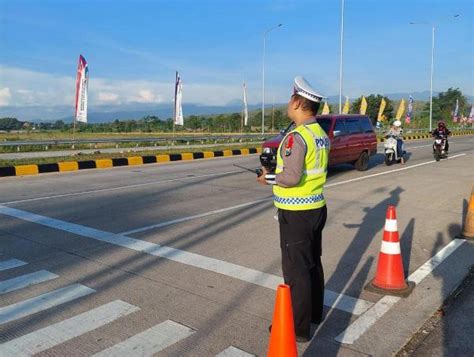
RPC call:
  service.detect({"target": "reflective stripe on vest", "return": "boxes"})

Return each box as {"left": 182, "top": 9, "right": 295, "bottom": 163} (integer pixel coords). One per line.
{"left": 273, "top": 121, "right": 329, "bottom": 211}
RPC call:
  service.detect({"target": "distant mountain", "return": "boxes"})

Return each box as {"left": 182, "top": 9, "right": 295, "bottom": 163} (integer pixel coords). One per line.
{"left": 1, "top": 91, "right": 472, "bottom": 122}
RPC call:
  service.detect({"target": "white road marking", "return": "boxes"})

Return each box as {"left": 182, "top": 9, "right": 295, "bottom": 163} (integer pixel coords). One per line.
{"left": 216, "top": 346, "right": 256, "bottom": 356}
{"left": 326, "top": 153, "right": 466, "bottom": 188}
{"left": 0, "top": 259, "right": 27, "bottom": 271}
{"left": 0, "top": 283, "right": 95, "bottom": 325}
{"left": 92, "top": 320, "right": 195, "bottom": 357}
{"left": 120, "top": 153, "right": 467, "bottom": 236}
{"left": 0, "top": 170, "right": 242, "bottom": 205}
{"left": 0, "top": 205, "right": 373, "bottom": 316}
{"left": 0, "top": 270, "right": 58, "bottom": 295}
{"left": 408, "top": 239, "right": 466, "bottom": 284}
{"left": 120, "top": 198, "right": 271, "bottom": 235}
{"left": 335, "top": 238, "right": 466, "bottom": 344}
{"left": 0, "top": 300, "right": 139, "bottom": 357}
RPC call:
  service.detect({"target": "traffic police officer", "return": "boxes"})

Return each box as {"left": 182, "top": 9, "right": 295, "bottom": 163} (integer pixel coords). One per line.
{"left": 258, "top": 76, "right": 329, "bottom": 342}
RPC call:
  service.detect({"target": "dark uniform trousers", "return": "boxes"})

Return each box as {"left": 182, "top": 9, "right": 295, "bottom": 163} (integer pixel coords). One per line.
{"left": 278, "top": 205, "right": 327, "bottom": 336}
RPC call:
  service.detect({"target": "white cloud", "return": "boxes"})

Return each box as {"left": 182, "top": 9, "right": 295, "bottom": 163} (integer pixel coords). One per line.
{"left": 0, "top": 65, "right": 263, "bottom": 108}
{"left": 97, "top": 91, "right": 120, "bottom": 103}
{"left": 0, "top": 87, "right": 12, "bottom": 106}
{"left": 132, "top": 89, "right": 159, "bottom": 103}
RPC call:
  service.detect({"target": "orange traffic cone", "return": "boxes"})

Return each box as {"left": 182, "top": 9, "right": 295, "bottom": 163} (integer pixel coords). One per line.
{"left": 365, "top": 206, "right": 414, "bottom": 297}
{"left": 267, "top": 284, "right": 297, "bottom": 357}
{"left": 460, "top": 186, "right": 474, "bottom": 239}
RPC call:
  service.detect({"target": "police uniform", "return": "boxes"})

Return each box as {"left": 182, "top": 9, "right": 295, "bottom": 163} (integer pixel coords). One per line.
{"left": 265, "top": 77, "right": 329, "bottom": 339}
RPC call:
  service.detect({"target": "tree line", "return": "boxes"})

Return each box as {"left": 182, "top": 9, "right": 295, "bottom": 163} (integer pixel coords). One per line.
{"left": 1, "top": 88, "right": 470, "bottom": 133}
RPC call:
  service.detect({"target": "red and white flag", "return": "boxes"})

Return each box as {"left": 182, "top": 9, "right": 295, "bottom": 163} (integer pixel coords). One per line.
{"left": 75, "top": 55, "right": 89, "bottom": 123}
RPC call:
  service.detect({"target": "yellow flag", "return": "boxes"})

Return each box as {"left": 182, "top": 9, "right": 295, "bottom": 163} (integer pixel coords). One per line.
{"left": 342, "top": 97, "right": 350, "bottom": 114}
{"left": 377, "top": 98, "right": 386, "bottom": 121}
{"left": 360, "top": 96, "right": 367, "bottom": 115}
{"left": 395, "top": 98, "right": 405, "bottom": 120}
{"left": 322, "top": 101, "right": 330, "bottom": 114}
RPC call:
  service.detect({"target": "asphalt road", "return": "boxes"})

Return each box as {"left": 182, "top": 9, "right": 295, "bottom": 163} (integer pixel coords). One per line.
{"left": 0, "top": 136, "right": 473, "bottom": 356}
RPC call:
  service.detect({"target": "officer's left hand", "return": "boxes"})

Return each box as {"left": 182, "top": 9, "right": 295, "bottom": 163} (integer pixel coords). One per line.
{"left": 256, "top": 167, "right": 269, "bottom": 185}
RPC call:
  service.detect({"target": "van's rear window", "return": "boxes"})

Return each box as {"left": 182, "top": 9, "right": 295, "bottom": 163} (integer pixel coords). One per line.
{"left": 316, "top": 118, "right": 332, "bottom": 135}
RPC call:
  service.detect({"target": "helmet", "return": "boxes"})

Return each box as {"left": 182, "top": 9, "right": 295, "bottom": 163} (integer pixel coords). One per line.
{"left": 438, "top": 121, "right": 445, "bottom": 128}
{"left": 393, "top": 120, "right": 402, "bottom": 127}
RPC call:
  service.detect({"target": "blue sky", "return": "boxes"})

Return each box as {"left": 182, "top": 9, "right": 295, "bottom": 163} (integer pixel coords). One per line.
{"left": 0, "top": 0, "right": 473, "bottom": 109}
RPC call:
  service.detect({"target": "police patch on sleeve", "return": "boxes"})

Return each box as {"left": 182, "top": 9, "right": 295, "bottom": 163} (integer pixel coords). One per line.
{"left": 285, "top": 134, "right": 294, "bottom": 156}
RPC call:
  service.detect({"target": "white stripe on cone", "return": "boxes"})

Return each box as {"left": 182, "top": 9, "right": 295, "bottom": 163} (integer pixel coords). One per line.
{"left": 384, "top": 219, "right": 398, "bottom": 232}
{"left": 380, "top": 241, "right": 401, "bottom": 255}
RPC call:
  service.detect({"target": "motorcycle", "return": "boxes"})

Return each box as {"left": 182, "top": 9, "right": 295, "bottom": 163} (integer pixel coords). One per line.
{"left": 384, "top": 134, "right": 404, "bottom": 166}
{"left": 432, "top": 134, "right": 448, "bottom": 161}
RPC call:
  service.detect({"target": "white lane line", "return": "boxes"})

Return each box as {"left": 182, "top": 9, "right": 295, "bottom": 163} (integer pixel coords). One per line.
{"left": 216, "top": 346, "right": 256, "bottom": 356}
{"left": 0, "top": 205, "right": 373, "bottom": 316}
{"left": 0, "top": 259, "right": 27, "bottom": 271}
{"left": 326, "top": 153, "right": 466, "bottom": 188}
{"left": 0, "top": 283, "right": 95, "bottom": 325}
{"left": 0, "top": 170, "right": 242, "bottom": 205}
{"left": 120, "top": 153, "right": 467, "bottom": 236}
{"left": 120, "top": 198, "right": 271, "bottom": 235}
{"left": 0, "top": 300, "right": 139, "bottom": 357}
{"left": 335, "top": 238, "right": 466, "bottom": 344}
{"left": 408, "top": 238, "right": 466, "bottom": 284}
{"left": 92, "top": 320, "right": 195, "bottom": 357}
{"left": 0, "top": 270, "right": 58, "bottom": 295}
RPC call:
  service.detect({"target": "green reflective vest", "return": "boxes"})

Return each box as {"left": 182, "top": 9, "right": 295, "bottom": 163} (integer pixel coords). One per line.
{"left": 273, "top": 121, "right": 329, "bottom": 210}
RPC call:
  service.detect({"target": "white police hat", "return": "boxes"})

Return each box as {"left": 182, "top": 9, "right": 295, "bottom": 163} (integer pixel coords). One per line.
{"left": 293, "top": 76, "right": 326, "bottom": 103}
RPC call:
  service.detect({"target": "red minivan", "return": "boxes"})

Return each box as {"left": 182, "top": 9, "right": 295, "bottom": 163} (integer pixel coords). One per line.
{"left": 260, "top": 114, "right": 377, "bottom": 171}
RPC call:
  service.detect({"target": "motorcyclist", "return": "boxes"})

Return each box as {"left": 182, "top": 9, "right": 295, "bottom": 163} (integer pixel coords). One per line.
{"left": 432, "top": 121, "right": 451, "bottom": 153}
{"left": 386, "top": 120, "right": 404, "bottom": 164}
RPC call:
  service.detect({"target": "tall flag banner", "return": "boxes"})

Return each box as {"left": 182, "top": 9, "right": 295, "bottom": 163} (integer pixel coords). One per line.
{"left": 242, "top": 82, "right": 249, "bottom": 126}
{"left": 75, "top": 55, "right": 89, "bottom": 123}
{"left": 342, "top": 96, "right": 350, "bottom": 114}
{"left": 174, "top": 71, "right": 184, "bottom": 126}
{"left": 322, "top": 101, "right": 330, "bottom": 114}
{"left": 395, "top": 98, "right": 406, "bottom": 120}
{"left": 377, "top": 98, "right": 386, "bottom": 121}
{"left": 360, "top": 96, "right": 367, "bottom": 115}
{"left": 406, "top": 95, "right": 413, "bottom": 124}
{"left": 469, "top": 105, "right": 474, "bottom": 123}
{"left": 452, "top": 98, "right": 459, "bottom": 123}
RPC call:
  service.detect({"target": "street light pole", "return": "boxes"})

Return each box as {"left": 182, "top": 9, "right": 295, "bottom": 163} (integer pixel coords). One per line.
{"left": 429, "top": 26, "right": 435, "bottom": 132}
{"left": 410, "top": 15, "right": 459, "bottom": 132}
{"left": 262, "top": 24, "right": 282, "bottom": 135}
{"left": 339, "top": 0, "right": 345, "bottom": 114}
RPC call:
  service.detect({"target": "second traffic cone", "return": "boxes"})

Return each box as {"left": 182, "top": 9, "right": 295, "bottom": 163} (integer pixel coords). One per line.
{"left": 267, "top": 284, "right": 297, "bottom": 357}
{"left": 365, "top": 206, "right": 414, "bottom": 297}
{"left": 460, "top": 186, "right": 474, "bottom": 239}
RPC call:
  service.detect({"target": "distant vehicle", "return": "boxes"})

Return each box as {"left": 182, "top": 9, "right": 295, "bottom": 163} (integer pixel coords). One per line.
{"left": 260, "top": 114, "right": 377, "bottom": 172}
{"left": 384, "top": 134, "right": 405, "bottom": 165}
{"left": 432, "top": 133, "right": 448, "bottom": 161}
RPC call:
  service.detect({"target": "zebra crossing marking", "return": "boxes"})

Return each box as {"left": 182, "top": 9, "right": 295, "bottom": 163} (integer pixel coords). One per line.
{"left": 0, "top": 283, "right": 95, "bottom": 325}
{"left": 0, "top": 270, "right": 58, "bottom": 295}
{"left": 92, "top": 319, "right": 196, "bottom": 356}
{"left": 0, "top": 259, "right": 27, "bottom": 271}
{"left": 0, "top": 300, "right": 139, "bottom": 357}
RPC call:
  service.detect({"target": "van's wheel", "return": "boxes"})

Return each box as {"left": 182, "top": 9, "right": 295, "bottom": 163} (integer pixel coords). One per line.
{"left": 355, "top": 151, "right": 369, "bottom": 171}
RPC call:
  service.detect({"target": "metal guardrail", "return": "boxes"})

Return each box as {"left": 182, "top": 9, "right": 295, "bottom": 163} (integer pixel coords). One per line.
{"left": 0, "top": 135, "right": 271, "bottom": 146}
{"left": 0, "top": 134, "right": 275, "bottom": 150}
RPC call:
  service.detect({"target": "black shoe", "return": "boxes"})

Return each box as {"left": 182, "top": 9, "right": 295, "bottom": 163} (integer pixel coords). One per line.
{"left": 311, "top": 317, "right": 323, "bottom": 325}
